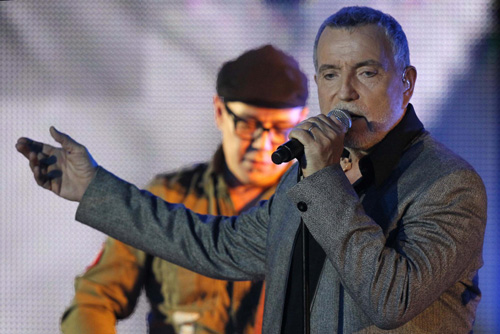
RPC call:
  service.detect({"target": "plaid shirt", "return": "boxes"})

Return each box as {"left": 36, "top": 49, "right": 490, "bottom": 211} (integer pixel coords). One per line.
{"left": 61, "top": 147, "right": 279, "bottom": 334}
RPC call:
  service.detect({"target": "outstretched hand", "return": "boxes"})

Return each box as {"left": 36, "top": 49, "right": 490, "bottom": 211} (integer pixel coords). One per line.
{"left": 16, "top": 126, "right": 98, "bottom": 202}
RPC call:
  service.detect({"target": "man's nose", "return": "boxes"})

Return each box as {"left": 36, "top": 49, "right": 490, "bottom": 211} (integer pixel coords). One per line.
{"left": 338, "top": 75, "right": 359, "bottom": 101}
{"left": 252, "top": 128, "right": 274, "bottom": 151}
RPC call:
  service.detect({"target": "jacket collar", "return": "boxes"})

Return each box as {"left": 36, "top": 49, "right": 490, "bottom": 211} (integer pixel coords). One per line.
{"left": 358, "top": 103, "right": 425, "bottom": 187}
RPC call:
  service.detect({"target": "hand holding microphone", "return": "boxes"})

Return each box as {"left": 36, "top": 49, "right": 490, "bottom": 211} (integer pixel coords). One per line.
{"left": 272, "top": 109, "right": 352, "bottom": 165}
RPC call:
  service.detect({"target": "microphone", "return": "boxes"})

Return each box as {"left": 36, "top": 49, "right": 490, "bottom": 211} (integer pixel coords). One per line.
{"left": 271, "top": 109, "right": 352, "bottom": 165}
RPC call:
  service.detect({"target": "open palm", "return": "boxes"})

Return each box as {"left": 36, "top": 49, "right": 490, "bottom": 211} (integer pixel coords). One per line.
{"left": 16, "top": 126, "right": 98, "bottom": 202}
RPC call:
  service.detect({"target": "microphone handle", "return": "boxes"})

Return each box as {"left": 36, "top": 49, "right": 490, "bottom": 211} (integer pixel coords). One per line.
{"left": 271, "top": 138, "right": 304, "bottom": 165}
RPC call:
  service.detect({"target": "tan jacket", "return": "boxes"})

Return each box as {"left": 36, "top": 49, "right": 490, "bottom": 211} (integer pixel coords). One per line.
{"left": 61, "top": 148, "right": 277, "bottom": 334}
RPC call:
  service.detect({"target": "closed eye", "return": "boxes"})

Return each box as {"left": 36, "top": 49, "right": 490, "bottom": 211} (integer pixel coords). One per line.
{"left": 323, "top": 73, "right": 337, "bottom": 80}
{"left": 360, "top": 70, "right": 377, "bottom": 78}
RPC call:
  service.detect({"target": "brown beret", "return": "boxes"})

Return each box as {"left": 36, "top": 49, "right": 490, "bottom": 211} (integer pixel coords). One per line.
{"left": 216, "top": 45, "right": 308, "bottom": 108}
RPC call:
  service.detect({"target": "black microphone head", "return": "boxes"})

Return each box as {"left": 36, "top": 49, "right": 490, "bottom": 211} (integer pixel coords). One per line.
{"left": 271, "top": 138, "right": 304, "bottom": 165}
{"left": 271, "top": 150, "right": 287, "bottom": 165}
{"left": 328, "top": 109, "right": 352, "bottom": 129}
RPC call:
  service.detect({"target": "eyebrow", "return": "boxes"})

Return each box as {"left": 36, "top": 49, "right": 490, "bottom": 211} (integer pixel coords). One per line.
{"left": 355, "top": 59, "right": 386, "bottom": 70}
{"left": 317, "top": 59, "right": 386, "bottom": 73}
{"left": 317, "top": 64, "right": 340, "bottom": 73}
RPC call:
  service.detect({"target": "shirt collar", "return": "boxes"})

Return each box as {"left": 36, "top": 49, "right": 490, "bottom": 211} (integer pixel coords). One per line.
{"left": 358, "top": 103, "right": 425, "bottom": 188}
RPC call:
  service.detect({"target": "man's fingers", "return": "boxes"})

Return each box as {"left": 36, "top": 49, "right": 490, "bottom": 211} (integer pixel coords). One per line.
{"left": 39, "top": 155, "right": 57, "bottom": 167}
{"left": 45, "top": 155, "right": 62, "bottom": 181}
{"left": 50, "top": 175, "right": 62, "bottom": 195}
{"left": 33, "top": 166, "right": 46, "bottom": 187}
{"left": 16, "top": 137, "right": 56, "bottom": 158}
{"left": 288, "top": 126, "right": 314, "bottom": 146}
{"left": 295, "top": 116, "right": 338, "bottom": 138}
{"left": 28, "top": 151, "right": 38, "bottom": 170}
{"left": 46, "top": 169, "right": 62, "bottom": 180}
{"left": 17, "top": 131, "right": 68, "bottom": 196}
{"left": 316, "top": 114, "right": 339, "bottom": 132}
{"left": 45, "top": 159, "right": 63, "bottom": 194}
{"left": 27, "top": 139, "right": 44, "bottom": 153}
{"left": 33, "top": 163, "right": 61, "bottom": 191}
{"left": 16, "top": 138, "right": 36, "bottom": 158}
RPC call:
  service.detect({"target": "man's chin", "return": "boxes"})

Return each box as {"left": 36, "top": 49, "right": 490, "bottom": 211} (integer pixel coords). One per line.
{"left": 247, "top": 173, "right": 282, "bottom": 188}
{"left": 344, "top": 134, "right": 381, "bottom": 153}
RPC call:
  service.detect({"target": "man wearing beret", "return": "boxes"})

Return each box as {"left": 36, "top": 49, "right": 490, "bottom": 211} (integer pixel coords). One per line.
{"left": 59, "top": 45, "right": 309, "bottom": 334}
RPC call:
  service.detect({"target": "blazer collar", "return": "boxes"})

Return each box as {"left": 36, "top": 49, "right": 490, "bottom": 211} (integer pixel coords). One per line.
{"left": 358, "top": 103, "right": 425, "bottom": 188}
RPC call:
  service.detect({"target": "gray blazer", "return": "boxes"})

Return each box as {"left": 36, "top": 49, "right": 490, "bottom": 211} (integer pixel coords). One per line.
{"left": 76, "top": 130, "right": 486, "bottom": 333}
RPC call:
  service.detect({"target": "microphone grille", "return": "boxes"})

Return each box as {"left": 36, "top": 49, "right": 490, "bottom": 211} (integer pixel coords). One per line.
{"left": 328, "top": 109, "right": 352, "bottom": 129}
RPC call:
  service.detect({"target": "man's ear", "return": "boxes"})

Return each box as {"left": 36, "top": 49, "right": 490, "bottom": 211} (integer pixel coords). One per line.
{"left": 402, "top": 66, "right": 417, "bottom": 108}
{"left": 213, "top": 95, "right": 225, "bottom": 130}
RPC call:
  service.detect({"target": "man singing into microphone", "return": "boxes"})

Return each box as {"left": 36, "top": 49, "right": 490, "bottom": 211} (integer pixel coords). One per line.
{"left": 59, "top": 45, "right": 309, "bottom": 334}
{"left": 17, "top": 6, "right": 486, "bottom": 333}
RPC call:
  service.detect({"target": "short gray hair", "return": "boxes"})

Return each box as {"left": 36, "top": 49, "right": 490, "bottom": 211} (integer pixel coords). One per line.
{"left": 313, "top": 6, "right": 410, "bottom": 72}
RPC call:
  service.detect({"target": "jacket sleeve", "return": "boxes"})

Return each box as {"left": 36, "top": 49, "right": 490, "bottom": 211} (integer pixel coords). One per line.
{"left": 287, "top": 163, "right": 487, "bottom": 329}
{"left": 75, "top": 167, "right": 268, "bottom": 281}
{"left": 60, "top": 237, "right": 148, "bottom": 334}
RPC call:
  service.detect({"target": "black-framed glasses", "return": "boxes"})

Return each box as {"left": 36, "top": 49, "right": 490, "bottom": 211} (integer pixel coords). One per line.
{"left": 223, "top": 102, "right": 293, "bottom": 144}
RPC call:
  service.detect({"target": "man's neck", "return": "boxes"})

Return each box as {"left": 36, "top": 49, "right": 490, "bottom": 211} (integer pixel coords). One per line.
{"left": 223, "top": 166, "right": 272, "bottom": 213}
{"left": 228, "top": 184, "right": 269, "bottom": 213}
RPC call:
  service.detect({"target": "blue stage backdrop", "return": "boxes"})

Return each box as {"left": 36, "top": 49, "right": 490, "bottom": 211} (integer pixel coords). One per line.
{"left": 1, "top": 1, "right": 497, "bottom": 333}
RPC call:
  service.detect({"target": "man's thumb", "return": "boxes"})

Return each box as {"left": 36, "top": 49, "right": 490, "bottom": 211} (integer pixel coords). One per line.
{"left": 50, "top": 126, "right": 75, "bottom": 150}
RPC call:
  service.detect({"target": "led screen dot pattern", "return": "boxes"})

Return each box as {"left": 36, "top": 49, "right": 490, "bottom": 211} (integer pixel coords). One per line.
{"left": 0, "top": 1, "right": 497, "bottom": 333}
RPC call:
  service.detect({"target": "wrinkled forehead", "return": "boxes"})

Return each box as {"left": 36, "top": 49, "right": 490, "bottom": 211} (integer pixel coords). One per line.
{"left": 317, "top": 25, "right": 395, "bottom": 67}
